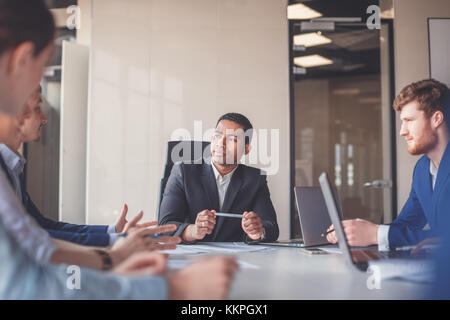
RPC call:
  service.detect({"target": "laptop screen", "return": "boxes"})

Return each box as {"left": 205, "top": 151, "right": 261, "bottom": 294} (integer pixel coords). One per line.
{"left": 318, "top": 172, "right": 361, "bottom": 268}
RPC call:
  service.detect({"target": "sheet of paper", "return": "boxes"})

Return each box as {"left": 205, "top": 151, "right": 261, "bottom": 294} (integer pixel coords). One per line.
{"left": 160, "top": 242, "right": 275, "bottom": 256}
{"left": 168, "top": 259, "right": 260, "bottom": 270}
{"left": 158, "top": 245, "right": 208, "bottom": 255}
{"left": 187, "top": 242, "right": 275, "bottom": 254}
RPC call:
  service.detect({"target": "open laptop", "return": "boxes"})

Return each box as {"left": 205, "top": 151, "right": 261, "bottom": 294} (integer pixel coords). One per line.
{"left": 318, "top": 172, "right": 432, "bottom": 271}
{"left": 259, "top": 186, "right": 334, "bottom": 248}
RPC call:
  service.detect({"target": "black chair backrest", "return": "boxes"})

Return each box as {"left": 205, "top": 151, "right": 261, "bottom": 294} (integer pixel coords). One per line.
{"left": 157, "top": 141, "right": 211, "bottom": 221}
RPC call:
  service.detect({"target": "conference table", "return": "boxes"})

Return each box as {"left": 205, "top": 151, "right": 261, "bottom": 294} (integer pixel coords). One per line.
{"left": 166, "top": 242, "right": 432, "bottom": 300}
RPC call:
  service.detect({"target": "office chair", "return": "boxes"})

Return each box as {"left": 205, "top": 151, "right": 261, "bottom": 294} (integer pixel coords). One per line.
{"left": 157, "top": 140, "right": 211, "bottom": 222}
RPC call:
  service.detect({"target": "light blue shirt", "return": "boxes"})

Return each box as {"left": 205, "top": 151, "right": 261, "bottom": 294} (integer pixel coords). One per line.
{"left": 0, "top": 163, "right": 56, "bottom": 264}
{"left": 0, "top": 169, "right": 168, "bottom": 299}
{"left": 0, "top": 144, "right": 26, "bottom": 202}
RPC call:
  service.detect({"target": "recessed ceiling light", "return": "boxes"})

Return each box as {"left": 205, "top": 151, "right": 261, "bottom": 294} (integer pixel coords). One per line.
{"left": 287, "top": 3, "right": 323, "bottom": 20}
{"left": 294, "top": 54, "right": 333, "bottom": 68}
{"left": 293, "top": 32, "right": 332, "bottom": 47}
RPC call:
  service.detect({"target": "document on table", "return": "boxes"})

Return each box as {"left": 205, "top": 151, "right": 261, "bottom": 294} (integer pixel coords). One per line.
{"left": 160, "top": 242, "right": 275, "bottom": 255}
{"left": 190, "top": 242, "right": 275, "bottom": 254}
{"left": 168, "top": 259, "right": 260, "bottom": 270}
{"left": 158, "top": 245, "right": 208, "bottom": 255}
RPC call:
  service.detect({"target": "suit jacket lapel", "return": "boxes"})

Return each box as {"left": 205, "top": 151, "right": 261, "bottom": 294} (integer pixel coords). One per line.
{"left": 201, "top": 163, "right": 220, "bottom": 212}
{"left": 221, "top": 165, "right": 243, "bottom": 213}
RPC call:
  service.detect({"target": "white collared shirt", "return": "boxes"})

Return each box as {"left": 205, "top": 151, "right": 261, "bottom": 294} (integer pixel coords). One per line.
{"left": 211, "top": 160, "right": 237, "bottom": 211}
{"left": 377, "top": 159, "right": 438, "bottom": 251}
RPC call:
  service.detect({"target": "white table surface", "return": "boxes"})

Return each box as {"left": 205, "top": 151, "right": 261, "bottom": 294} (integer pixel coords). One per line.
{"left": 167, "top": 243, "right": 432, "bottom": 300}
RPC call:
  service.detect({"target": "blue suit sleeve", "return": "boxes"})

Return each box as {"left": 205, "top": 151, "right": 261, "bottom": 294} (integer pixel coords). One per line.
{"left": 388, "top": 186, "right": 434, "bottom": 249}
{"left": 25, "top": 192, "right": 108, "bottom": 234}
{"left": 47, "top": 229, "right": 110, "bottom": 247}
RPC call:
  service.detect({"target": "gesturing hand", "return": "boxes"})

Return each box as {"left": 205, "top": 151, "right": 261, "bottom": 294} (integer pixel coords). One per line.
{"left": 111, "top": 224, "right": 181, "bottom": 266}
{"left": 114, "top": 204, "right": 154, "bottom": 233}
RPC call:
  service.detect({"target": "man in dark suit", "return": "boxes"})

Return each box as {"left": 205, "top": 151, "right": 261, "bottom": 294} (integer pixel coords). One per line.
{"left": 326, "top": 79, "right": 450, "bottom": 250}
{"left": 159, "top": 113, "right": 279, "bottom": 242}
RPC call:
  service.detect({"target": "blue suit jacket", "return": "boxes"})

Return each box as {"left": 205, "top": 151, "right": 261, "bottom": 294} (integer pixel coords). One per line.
{"left": 23, "top": 192, "right": 110, "bottom": 247}
{"left": 389, "top": 142, "right": 450, "bottom": 249}
{"left": 159, "top": 161, "right": 279, "bottom": 242}
{"left": 0, "top": 154, "right": 110, "bottom": 246}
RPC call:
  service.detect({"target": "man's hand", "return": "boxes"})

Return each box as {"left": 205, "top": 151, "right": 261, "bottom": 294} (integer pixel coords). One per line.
{"left": 110, "top": 224, "right": 181, "bottom": 265}
{"left": 114, "top": 203, "right": 130, "bottom": 233}
{"left": 113, "top": 252, "right": 168, "bottom": 276}
{"left": 241, "top": 211, "right": 263, "bottom": 240}
{"left": 114, "top": 204, "right": 156, "bottom": 233}
{"left": 168, "top": 256, "right": 238, "bottom": 300}
{"left": 326, "top": 218, "right": 379, "bottom": 247}
{"left": 182, "top": 210, "right": 216, "bottom": 242}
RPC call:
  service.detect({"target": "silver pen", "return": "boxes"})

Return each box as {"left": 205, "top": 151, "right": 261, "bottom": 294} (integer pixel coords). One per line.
{"left": 214, "top": 212, "right": 243, "bottom": 219}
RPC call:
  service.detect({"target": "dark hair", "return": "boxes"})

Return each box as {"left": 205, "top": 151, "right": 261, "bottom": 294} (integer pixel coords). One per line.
{"left": 216, "top": 112, "right": 253, "bottom": 144}
{"left": 393, "top": 78, "right": 450, "bottom": 123}
{"left": 0, "top": 0, "right": 55, "bottom": 56}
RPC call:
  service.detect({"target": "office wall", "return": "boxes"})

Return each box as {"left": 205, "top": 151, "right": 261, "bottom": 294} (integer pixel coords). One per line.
{"left": 85, "top": 0, "right": 290, "bottom": 238}
{"left": 393, "top": 0, "right": 450, "bottom": 212}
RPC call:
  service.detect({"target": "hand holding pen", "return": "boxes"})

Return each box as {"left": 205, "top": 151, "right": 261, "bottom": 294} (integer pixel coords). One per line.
{"left": 323, "top": 224, "right": 338, "bottom": 244}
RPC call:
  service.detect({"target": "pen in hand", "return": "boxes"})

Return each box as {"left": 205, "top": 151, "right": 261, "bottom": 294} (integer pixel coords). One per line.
{"left": 321, "top": 228, "right": 334, "bottom": 238}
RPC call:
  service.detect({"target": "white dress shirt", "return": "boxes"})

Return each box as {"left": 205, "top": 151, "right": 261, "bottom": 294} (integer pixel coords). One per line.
{"left": 211, "top": 161, "right": 237, "bottom": 211}
{"left": 377, "top": 160, "right": 437, "bottom": 251}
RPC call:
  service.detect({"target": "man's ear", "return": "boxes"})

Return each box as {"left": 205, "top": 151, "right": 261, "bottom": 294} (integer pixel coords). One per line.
{"left": 431, "top": 110, "right": 445, "bottom": 129}
{"left": 244, "top": 143, "right": 251, "bottom": 155}
{"left": 7, "top": 42, "right": 35, "bottom": 76}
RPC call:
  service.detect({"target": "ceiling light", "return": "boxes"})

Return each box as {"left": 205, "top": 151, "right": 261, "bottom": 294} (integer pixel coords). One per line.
{"left": 294, "top": 55, "right": 333, "bottom": 68}
{"left": 293, "top": 32, "right": 332, "bottom": 47}
{"left": 287, "top": 3, "right": 323, "bottom": 20}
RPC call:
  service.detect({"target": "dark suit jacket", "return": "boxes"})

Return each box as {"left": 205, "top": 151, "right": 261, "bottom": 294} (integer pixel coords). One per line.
{"left": 159, "top": 161, "right": 279, "bottom": 242}
{"left": 389, "top": 142, "right": 450, "bottom": 248}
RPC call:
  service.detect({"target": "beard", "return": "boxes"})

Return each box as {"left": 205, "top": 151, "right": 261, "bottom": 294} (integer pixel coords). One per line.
{"left": 406, "top": 131, "right": 437, "bottom": 155}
